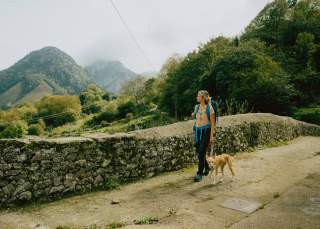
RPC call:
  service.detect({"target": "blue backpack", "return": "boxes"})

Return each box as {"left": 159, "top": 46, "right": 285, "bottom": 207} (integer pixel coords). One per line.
{"left": 194, "top": 99, "right": 219, "bottom": 125}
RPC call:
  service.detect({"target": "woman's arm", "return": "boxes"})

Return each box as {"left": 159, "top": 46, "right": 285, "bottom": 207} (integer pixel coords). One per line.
{"left": 209, "top": 105, "right": 216, "bottom": 144}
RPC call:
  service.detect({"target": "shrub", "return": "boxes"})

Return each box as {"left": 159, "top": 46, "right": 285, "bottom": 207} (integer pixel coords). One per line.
{"left": 106, "top": 221, "right": 126, "bottom": 228}
{"left": 0, "top": 121, "right": 28, "bottom": 139}
{"left": 126, "top": 112, "right": 134, "bottom": 120}
{"left": 117, "top": 100, "right": 137, "bottom": 118}
{"left": 87, "top": 108, "right": 118, "bottom": 126}
{"left": 293, "top": 107, "right": 320, "bottom": 125}
{"left": 36, "top": 95, "right": 81, "bottom": 127}
{"left": 28, "top": 123, "right": 44, "bottom": 136}
{"left": 134, "top": 216, "right": 159, "bottom": 225}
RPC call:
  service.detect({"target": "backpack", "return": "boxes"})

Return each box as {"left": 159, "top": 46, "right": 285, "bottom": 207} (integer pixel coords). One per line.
{"left": 194, "top": 99, "right": 219, "bottom": 125}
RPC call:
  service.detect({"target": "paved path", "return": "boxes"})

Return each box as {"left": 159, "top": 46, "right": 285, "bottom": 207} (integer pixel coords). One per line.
{"left": 1, "top": 136, "right": 320, "bottom": 229}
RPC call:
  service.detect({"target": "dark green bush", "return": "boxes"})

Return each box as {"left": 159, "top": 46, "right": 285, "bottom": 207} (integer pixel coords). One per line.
{"left": 117, "top": 100, "right": 137, "bottom": 118}
{"left": 293, "top": 107, "right": 320, "bottom": 125}
{"left": 0, "top": 121, "right": 28, "bottom": 139}
{"left": 36, "top": 95, "right": 81, "bottom": 127}
{"left": 86, "top": 108, "right": 118, "bottom": 126}
{"left": 28, "top": 123, "right": 44, "bottom": 136}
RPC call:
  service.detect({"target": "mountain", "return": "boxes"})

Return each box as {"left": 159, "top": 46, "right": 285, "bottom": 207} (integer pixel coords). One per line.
{"left": 0, "top": 46, "right": 92, "bottom": 108}
{"left": 86, "top": 60, "right": 138, "bottom": 94}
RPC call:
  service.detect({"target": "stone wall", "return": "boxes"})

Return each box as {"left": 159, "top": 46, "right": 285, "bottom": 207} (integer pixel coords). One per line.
{"left": 0, "top": 113, "right": 320, "bottom": 207}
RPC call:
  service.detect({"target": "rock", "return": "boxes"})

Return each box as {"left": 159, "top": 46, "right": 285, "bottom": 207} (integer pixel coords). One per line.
{"left": 75, "top": 159, "right": 87, "bottom": 167}
{"left": 0, "top": 164, "right": 12, "bottom": 171}
{"left": 17, "top": 154, "right": 27, "bottom": 162}
{"left": 64, "top": 174, "right": 77, "bottom": 190}
{"left": 111, "top": 199, "right": 121, "bottom": 204}
{"left": 18, "top": 191, "right": 32, "bottom": 201}
{"left": 101, "top": 159, "right": 111, "bottom": 168}
{"left": 6, "top": 169, "right": 21, "bottom": 176}
{"left": 0, "top": 179, "right": 8, "bottom": 187}
{"left": 14, "top": 181, "right": 31, "bottom": 195}
{"left": 53, "top": 177, "right": 62, "bottom": 186}
{"left": 49, "top": 185, "right": 64, "bottom": 194}
{"left": 93, "top": 175, "right": 104, "bottom": 186}
{"left": 3, "top": 183, "right": 15, "bottom": 195}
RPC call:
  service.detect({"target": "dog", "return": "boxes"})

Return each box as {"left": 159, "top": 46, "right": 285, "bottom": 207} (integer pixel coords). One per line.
{"left": 206, "top": 153, "right": 235, "bottom": 182}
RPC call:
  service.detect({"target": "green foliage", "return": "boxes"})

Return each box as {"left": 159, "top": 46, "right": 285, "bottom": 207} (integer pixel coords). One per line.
{"left": 134, "top": 216, "right": 159, "bottom": 225}
{"left": 160, "top": 37, "right": 296, "bottom": 116}
{"left": 242, "top": 0, "right": 320, "bottom": 107}
{"left": 106, "top": 221, "right": 126, "bottom": 229}
{"left": 126, "top": 112, "right": 134, "bottom": 120}
{"left": 203, "top": 45, "right": 295, "bottom": 114}
{"left": 222, "top": 98, "right": 253, "bottom": 115}
{"left": 120, "top": 76, "right": 147, "bottom": 104}
{"left": 117, "top": 100, "right": 137, "bottom": 118}
{"left": 103, "top": 177, "right": 120, "bottom": 190}
{"left": 125, "top": 113, "right": 175, "bottom": 131}
{"left": 159, "top": 0, "right": 320, "bottom": 119}
{"left": 159, "top": 37, "right": 234, "bottom": 117}
{"left": 79, "top": 84, "right": 104, "bottom": 114}
{"left": 293, "top": 106, "right": 320, "bottom": 125}
{"left": 102, "top": 91, "right": 112, "bottom": 101}
{"left": 87, "top": 107, "right": 118, "bottom": 126}
{"left": 35, "top": 95, "right": 81, "bottom": 127}
{"left": 273, "top": 192, "right": 280, "bottom": 198}
{"left": 28, "top": 122, "right": 45, "bottom": 136}
{"left": 55, "top": 226, "right": 72, "bottom": 229}
{"left": 0, "top": 121, "right": 28, "bottom": 139}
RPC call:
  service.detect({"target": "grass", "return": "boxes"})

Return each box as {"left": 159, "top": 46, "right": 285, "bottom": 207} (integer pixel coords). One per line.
{"left": 273, "top": 192, "right": 280, "bottom": 199}
{"left": 106, "top": 221, "right": 126, "bottom": 228}
{"left": 103, "top": 177, "right": 121, "bottom": 190}
{"left": 47, "top": 112, "right": 176, "bottom": 137}
{"left": 249, "top": 140, "right": 289, "bottom": 153}
{"left": 133, "top": 216, "right": 159, "bottom": 225}
{"left": 266, "top": 140, "right": 289, "bottom": 148}
{"left": 55, "top": 226, "right": 72, "bottom": 229}
{"left": 54, "top": 221, "right": 127, "bottom": 229}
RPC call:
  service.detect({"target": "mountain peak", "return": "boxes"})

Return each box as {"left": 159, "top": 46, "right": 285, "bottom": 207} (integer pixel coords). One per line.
{"left": 0, "top": 47, "right": 92, "bottom": 108}
{"left": 86, "top": 60, "right": 137, "bottom": 94}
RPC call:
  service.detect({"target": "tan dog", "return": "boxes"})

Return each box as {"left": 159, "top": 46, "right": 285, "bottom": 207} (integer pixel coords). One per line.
{"left": 206, "top": 154, "right": 235, "bottom": 182}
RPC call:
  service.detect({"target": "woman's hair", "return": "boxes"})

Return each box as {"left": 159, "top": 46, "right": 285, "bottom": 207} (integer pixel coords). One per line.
{"left": 198, "top": 90, "right": 210, "bottom": 104}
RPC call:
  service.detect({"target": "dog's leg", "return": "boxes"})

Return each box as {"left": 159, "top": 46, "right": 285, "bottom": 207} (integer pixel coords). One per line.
{"left": 227, "top": 158, "right": 235, "bottom": 176}
{"left": 218, "top": 164, "right": 225, "bottom": 182}
{"left": 213, "top": 166, "right": 219, "bottom": 184}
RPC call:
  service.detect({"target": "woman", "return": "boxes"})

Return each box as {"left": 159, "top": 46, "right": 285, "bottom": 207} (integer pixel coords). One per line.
{"left": 191, "top": 90, "right": 216, "bottom": 182}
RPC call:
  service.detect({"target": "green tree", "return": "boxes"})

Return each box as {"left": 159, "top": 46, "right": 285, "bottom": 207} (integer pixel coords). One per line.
{"left": 202, "top": 46, "right": 295, "bottom": 114}
{"left": 159, "top": 37, "right": 234, "bottom": 117}
{"left": 79, "top": 84, "right": 104, "bottom": 114}
{"left": 0, "top": 121, "right": 28, "bottom": 139}
{"left": 117, "top": 100, "right": 137, "bottom": 118}
{"left": 36, "top": 95, "right": 81, "bottom": 127}
{"left": 120, "top": 76, "right": 147, "bottom": 104}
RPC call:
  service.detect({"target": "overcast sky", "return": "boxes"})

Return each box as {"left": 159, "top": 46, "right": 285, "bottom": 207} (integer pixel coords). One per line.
{"left": 0, "top": 0, "right": 270, "bottom": 73}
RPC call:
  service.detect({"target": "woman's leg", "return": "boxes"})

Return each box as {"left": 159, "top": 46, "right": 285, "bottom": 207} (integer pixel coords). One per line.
{"left": 196, "top": 136, "right": 200, "bottom": 175}
{"left": 203, "top": 128, "right": 211, "bottom": 173}
{"left": 197, "top": 128, "right": 211, "bottom": 175}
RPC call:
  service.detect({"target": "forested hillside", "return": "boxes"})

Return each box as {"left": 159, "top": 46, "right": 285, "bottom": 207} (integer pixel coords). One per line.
{"left": 159, "top": 0, "right": 320, "bottom": 120}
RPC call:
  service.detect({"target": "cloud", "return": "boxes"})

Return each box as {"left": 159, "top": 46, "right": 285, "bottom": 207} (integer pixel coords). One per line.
{"left": 0, "top": 0, "right": 270, "bottom": 73}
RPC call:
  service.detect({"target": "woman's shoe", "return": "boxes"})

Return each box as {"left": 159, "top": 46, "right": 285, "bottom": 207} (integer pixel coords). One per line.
{"left": 194, "top": 174, "right": 202, "bottom": 182}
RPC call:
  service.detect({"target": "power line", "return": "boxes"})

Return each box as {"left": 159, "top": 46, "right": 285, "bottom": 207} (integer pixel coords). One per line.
{"left": 108, "top": 0, "right": 156, "bottom": 71}
{"left": 0, "top": 103, "right": 99, "bottom": 126}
